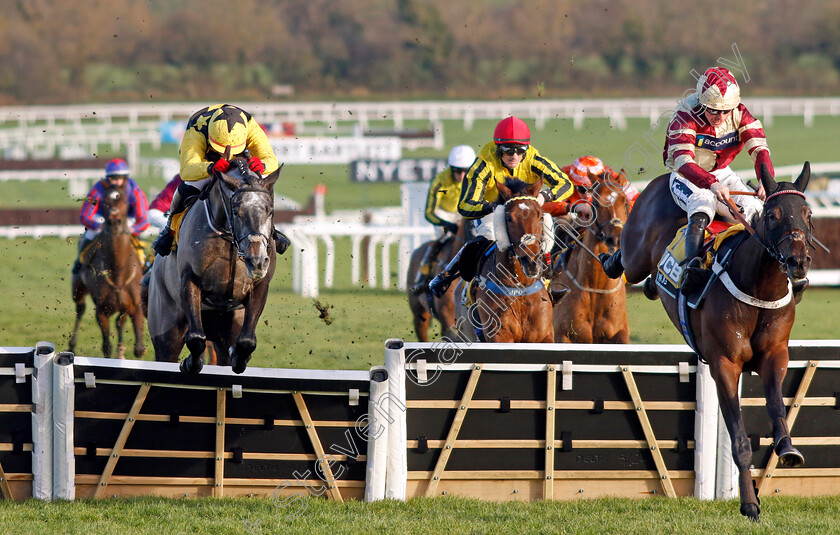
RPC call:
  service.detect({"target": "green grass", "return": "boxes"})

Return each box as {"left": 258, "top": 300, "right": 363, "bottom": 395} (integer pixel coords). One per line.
{"left": 1, "top": 495, "right": 840, "bottom": 534}
{"left": 1, "top": 237, "right": 838, "bottom": 368}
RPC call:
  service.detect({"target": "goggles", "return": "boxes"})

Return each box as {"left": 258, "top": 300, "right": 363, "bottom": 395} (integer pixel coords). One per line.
{"left": 705, "top": 107, "right": 733, "bottom": 116}
{"left": 498, "top": 145, "right": 528, "bottom": 156}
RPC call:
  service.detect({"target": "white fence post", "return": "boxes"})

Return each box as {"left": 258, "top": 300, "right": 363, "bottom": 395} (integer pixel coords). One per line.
{"left": 31, "top": 341, "right": 55, "bottom": 501}
{"left": 52, "top": 351, "right": 75, "bottom": 500}
{"left": 384, "top": 339, "right": 407, "bottom": 500}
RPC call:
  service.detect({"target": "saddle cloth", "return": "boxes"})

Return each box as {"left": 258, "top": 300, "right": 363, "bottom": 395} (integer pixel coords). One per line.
{"left": 657, "top": 221, "right": 745, "bottom": 289}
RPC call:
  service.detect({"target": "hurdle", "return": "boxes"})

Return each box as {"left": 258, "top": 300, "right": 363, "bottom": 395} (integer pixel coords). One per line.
{"left": 367, "top": 339, "right": 840, "bottom": 502}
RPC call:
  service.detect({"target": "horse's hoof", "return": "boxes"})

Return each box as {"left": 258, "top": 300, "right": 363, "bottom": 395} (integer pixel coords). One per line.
{"left": 776, "top": 439, "right": 805, "bottom": 467}
{"left": 740, "top": 503, "right": 760, "bottom": 522}
{"left": 231, "top": 349, "right": 250, "bottom": 374}
{"left": 179, "top": 357, "right": 203, "bottom": 375}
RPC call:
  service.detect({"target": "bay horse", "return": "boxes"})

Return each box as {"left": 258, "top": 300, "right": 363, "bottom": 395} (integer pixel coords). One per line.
{"left": 70, "top": 180, "right": 146, "bottom": 359}
{"left": 457, "top": 178, "right": 554, "bottom": 343}
{"left": 406, "top": 219, "right": 471, "bottom": 341}
{"left": 600, "top": 163, "right": 812, "bottom": 521}
{"left": 552, "top": 169, "right": 630, "bottom": 343}
{"left": 147, "top": 158, "right": 281, "bottom": 374}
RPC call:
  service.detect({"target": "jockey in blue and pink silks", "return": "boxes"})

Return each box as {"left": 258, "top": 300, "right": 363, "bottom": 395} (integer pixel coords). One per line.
{"left": 72, "top": 158, "right": 150, "bottom": 274}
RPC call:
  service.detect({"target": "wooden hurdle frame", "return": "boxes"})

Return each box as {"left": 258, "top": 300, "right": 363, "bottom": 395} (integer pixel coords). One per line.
{"left": 66, "top": 357, "right": 371, "bottom": 500}
{"left": 371, "top": 340, "right": 840, "bottom": 502}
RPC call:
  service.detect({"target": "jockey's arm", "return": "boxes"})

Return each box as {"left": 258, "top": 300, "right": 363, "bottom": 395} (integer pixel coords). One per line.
{"left": 148, "top": 208, "right": 168, "bottom": 230}
{"left": 529, "top": 153, "right": 573, "bottom": 203}
{"left": 424, "top": 174, "right": 446, "bottom": 225}
{"left": 79, "top": 187, "right": 103, "bottom": 230}
{"left": 457, "top": 164, "right": 495, "bottom": 219}
{"left": 128, "top": 182, "right": 150, "bottom": 235}
{"left": 244, "top": 119, "right": 279, "bottom": 175}
{"left": 180, "top": 129, "right": 215, "bottom": 182}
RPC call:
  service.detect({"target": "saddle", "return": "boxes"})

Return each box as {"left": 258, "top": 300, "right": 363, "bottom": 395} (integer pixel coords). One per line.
{"left": 656, "top": 221, "right": 747, "bottom": 306}
{"left": 171, "top": 193, "right": 201, "bottom": 249}
{"left": 79, "top": 234, "right": 148, "bottom": 267}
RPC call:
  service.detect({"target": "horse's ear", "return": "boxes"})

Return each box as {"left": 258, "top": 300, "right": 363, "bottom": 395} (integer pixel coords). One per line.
{"left": 528, "top": 177, "right": 543, "bottom": 197}
{"left": 219, "top": 170, "right": 244, "bottom": 191}
{"left": 496, "top": 179, "right": 512, "bottom": 200}
{"left": 263, "top": 163, "right": 283, "bottom": 189}
{"left": 794, "top": 161, "right": 811, "bottom": 192}
{"left": 759, "top": 162, "right": 778, "bottom": 195}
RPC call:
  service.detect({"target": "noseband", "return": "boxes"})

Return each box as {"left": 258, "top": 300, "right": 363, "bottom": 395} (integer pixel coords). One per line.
{"left": 220, "top": 183, "right": 273, "bottom": 258}
{"left": 503, "top": 195, "right": 544, "bottom": 252}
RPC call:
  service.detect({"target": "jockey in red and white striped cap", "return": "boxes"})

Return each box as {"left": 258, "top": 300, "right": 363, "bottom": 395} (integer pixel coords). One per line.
{"left": 663, "top": 66, "right": 772, "bottom": 291}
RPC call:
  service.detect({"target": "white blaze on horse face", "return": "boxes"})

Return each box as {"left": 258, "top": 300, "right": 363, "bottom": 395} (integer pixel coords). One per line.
{"left": 516, "top": 202, "right": 532, "bottom": 213}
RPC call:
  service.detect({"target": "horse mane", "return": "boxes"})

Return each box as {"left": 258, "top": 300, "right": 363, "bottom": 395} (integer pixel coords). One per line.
{"left": 501, "top": 178, "right": 535, "bottom": 199}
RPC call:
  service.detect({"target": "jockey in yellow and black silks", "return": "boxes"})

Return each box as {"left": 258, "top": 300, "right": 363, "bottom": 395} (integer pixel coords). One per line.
{"left": 152, "top": 104, "right": 289, "bottom": 256}
{"left": 410, "top": 144, "right": 476, "bottom": 295}
{"left": 428, "top": 116, "right": 578, "bottom": 297}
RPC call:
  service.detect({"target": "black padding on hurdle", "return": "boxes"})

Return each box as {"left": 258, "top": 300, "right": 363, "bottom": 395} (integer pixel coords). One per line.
{"left": 232, "top": 447, "right": 244, "bottom": 465}
{"left": 750, "top": 434, "right": 760, "bottom": 452}
{"left": 12, "top": 429, "right": 23, "bottom": 454}
{"left": 417, "top": 436, "right": 428, "bottom": 454}
{"left": 169, "top": 412, "right": 179, "bottom": 427}
{"left": 835, "top": 392, "right": 840, "bottom": 410}
{"left": 499, "top": 397, "right": 510, "bottom": 413}
{"left": 85, "top": 442, "right": 97, "bottom": 460}
{"left": 403, "top": 345, "right": 697, "bottom": 366}
{"left": 592, "top": 397, "right": 604, "bottom": 414}
{"left": 676, "top": 436, "right": 688, "bottom": 453}
{"left": 263, "top": 415, "right": 275, "bottom": 430}
{"left": 561, "top": 430, "right": 573, "bottom": 452}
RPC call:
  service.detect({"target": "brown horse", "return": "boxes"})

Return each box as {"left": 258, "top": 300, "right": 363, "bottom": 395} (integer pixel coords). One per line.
{"left": 147, "top": 157, "right": 281, "bottom": 374}
{"left": 461, "top": 178, "right": 554, "bottom": 343}
{"left": 406, "top": 219, "right": 470, "bottom": 341}
{"left": 552, "top": 169, "right": 630, "bottom": 343}
{"left": 70, "top": 181, "right": 146, "bottom": 359}
{"left": 600, "top": 163, "right": 812, "bottom": 521}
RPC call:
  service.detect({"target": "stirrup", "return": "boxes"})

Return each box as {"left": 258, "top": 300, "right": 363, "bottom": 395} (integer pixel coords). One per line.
{"left": 410, "top": 276, "right": 430, "bottom": 296}
{"left": 429, "top": 271, "right": 455, "bottom": 298}
{"left": 680, "top": 259, "right": 709, "bottom": 295}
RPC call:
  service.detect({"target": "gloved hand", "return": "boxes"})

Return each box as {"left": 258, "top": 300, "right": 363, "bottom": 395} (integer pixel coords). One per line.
{"left": 443, "top": 221, "right": 459, "bottom": 235}
{"left": 210, "top": 158, "right": 231, "bottom": 174}
{"left": 572, "top": 201, "right": 593, "bottom": 221}
{"left": 538, "top": 189, "right": 555, "bottom": 205}
{"left": 248, "top": 157, "right": 265, "bottom": 174}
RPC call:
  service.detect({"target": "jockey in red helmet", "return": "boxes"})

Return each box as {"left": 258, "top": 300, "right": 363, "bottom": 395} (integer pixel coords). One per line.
{"left": 663, "top": 67, "right": 776, "bottom": 293}
{"left": 428, "top": 116, "right": 577, "bottom": 298}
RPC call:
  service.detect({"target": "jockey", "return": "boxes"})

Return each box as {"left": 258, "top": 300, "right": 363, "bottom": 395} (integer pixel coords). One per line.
{"left": 549, "top": 156, "right": 639, "bottom": 218}
{"left": 151, "top": 103, "right": 290, "bottom": 257}
{"left": 410, "top": 144, "right": 476, "bottom": 295}
{"left": 148, "top": 174, "right": 182, "bottom": 231}
{"left": 73, "top": 158, "right": 150, "bottom": 274}
{"left": 663, "top": 67, "right": 770, "bottom": 292}
{"left": 428, "top": 116, "right": 578, "bottom": 297}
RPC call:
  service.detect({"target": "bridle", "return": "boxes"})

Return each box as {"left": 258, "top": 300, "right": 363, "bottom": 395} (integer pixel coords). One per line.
{"left": 503, "top": 195, "right": 544, "bottom": 269}
{"left": 216, "top": 170, "right": 273, "bottom": 259}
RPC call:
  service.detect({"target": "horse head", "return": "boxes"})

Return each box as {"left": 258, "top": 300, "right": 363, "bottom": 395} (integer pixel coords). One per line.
{"left": 758, "top": 162, "right": 812, "bottom": 281}
{"left": 100, "top": 180, "right": 130, "bottom": 234}
{"left": 587, "top": 168, "right": 630, "bottom": 254}
{"left": 217, "top": 158, "right": 282, "bottom": 281}
{"left": 495, "top": 177, "right": 545, "bottom": 279}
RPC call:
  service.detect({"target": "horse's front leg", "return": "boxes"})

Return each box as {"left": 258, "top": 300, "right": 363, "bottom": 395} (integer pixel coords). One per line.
{"left": 760, "top": 347, "right": 804, "bottom": 468}
{"left": 95, "top": 308, "right": 112, "bottom": 358}
{"left": 711, "top": 357, "right": 761, "bottom": 521}
{"left": 180, "top": 273, "right": 206, "bottom": 374}
{"left": 231, "top": 280, "right": 270, "bottom": 374}
{"left": 130, "top": 303, "right": 146, "bottom": 359}
{"left": 114, "top": 311, "right": 127, "bottom": 359}
{"left": 69, "top": 276, "right": 87, "bottom": 353}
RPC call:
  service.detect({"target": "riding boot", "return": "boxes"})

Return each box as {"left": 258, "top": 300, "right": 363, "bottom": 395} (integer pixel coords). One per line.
{"left": 411, "top": 238, "right": 446, "bottom": 295}
{"left": 73, "top": 235, "right": 93, "bottom": 275}
{"left": 681, "top": 213, "right": 711, "bottom": 294}
{"left": 152, "top": 184, "right": 198, "bottom": 256}
{"left": 428, "top": 243, "right": 465, "bottom": 298}
{"left": 273, "top": 228, "right": 291, "bottom": 255}
{"left": 599, "top": 250, "right": 624, "bottom": 279}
